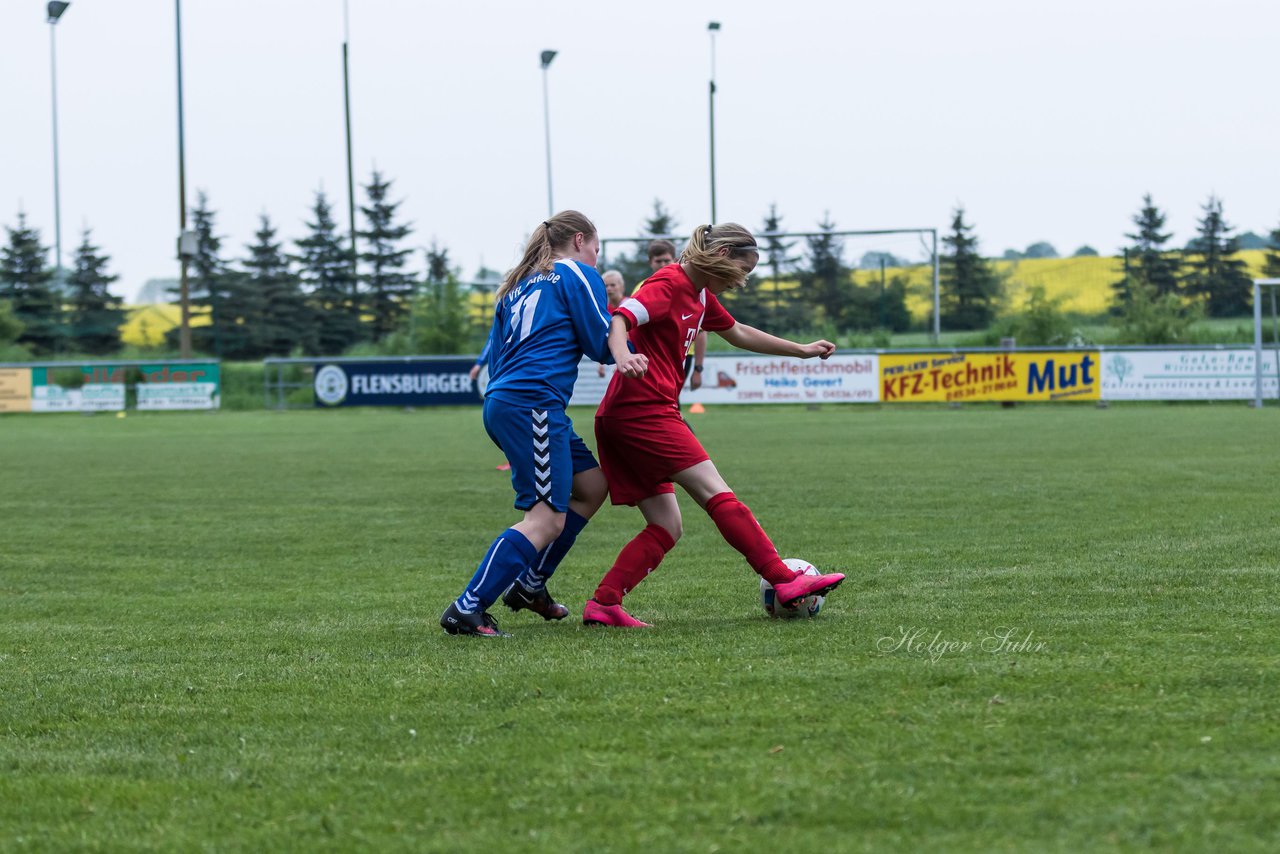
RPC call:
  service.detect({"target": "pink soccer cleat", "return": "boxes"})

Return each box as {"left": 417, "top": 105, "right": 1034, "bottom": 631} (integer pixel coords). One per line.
{"left": 582, "top": 599, "right": 653, "bottom": 628}
{"left": 772, "top": 571, "right": 845, "bottom": 610}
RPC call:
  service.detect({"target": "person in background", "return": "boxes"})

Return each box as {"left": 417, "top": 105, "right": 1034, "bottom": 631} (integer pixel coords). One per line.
{"left": 597, "top": 270, "right": 628, "bottom": 378}
{"left": 603, "top": 269, "right": 627, "bottom": 310}
{"left": 468, "top": 338, "right": 492, "bottom": 387}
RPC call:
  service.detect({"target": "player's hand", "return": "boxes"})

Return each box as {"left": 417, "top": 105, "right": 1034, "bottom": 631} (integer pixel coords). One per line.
{"left": 800, "top": 340, "right": 836, "bottom": 360}
{"left": 617, "top": 352, "right": 649, "bottom": 378}
{"left": 597, "top": 363, "right": 606, "bottom": 377}
{"left": 468, "top": 364, "right": 482, "bottom": 381}
{"left": 689, "top": 371, "right": 702, "bottom": 390}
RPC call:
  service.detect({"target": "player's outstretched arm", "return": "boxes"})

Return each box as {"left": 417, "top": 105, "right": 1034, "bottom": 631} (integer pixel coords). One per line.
{"left": 718, "top": 323, "right": 835, "bottom": 360}
{"left": 609, "top": 314, "right": 649, "bottom": 377}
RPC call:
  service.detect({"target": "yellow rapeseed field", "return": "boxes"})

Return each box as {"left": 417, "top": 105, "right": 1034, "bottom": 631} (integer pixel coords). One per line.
{"left": 849, "top": 249, "right": 1269, "bottom": 321}
{"left": 119, "top": 251, "right": 1271, "bottom": 343}
{"left": 119, "top": 304, "right": 209, "bottom": 347}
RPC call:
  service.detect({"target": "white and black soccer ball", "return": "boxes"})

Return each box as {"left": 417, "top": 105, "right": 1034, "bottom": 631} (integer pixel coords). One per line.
{"left": 760, "top": 557, "right": 825, "bottom": 618}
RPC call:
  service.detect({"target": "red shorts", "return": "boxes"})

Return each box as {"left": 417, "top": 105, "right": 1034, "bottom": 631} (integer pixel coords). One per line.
{"left": 595, "top": 410, "right": 710, "bottom": 506}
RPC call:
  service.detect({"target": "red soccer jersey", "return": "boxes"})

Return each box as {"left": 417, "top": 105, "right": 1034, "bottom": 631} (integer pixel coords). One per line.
{"left": 598, "top": 264, "right": 736, "bottom": 418}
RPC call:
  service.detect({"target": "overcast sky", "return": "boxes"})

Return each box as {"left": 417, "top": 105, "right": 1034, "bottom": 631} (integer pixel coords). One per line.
{"left": 2, "top": 0, "right": 1277, "bottom": 302}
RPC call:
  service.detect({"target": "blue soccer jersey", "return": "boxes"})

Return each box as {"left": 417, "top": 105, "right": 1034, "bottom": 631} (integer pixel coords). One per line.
{"left": 483, "top": 259, "right": 612, "bottom": 408}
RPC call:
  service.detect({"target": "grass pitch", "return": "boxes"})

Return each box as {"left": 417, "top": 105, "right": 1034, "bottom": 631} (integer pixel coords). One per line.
{"left": 2, "top": 404, "right": 1278, "bottom": 852}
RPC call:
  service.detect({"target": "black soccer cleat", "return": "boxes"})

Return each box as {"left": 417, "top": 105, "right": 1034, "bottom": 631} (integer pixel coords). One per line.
{"left": 502, "top": 584, "right": 570, "bottom": 621}
{"left": 440, "top": 602, "right": 509, "bottom": 637}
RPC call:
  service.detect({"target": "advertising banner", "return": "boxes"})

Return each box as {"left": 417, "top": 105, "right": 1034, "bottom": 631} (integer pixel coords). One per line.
{"left": 568, "top": 354, "right": 879, "bottom": 406}
{"left": 880, "top": 351, "right": 1100, "bottom": 403}
{"left": 0, "top": 367, "right": 32, "bottom": 413}
{"left": 137, "top": 363, "right": 221, "bottom": 410}
{"left": 685, "top": 354, "right": 879, "bottom": 405}
{"left": 567, "top": 360, "right": 610, "bottom": 407}
{"left": 313, "top": 359, "right": 480, "bottom": 407}
{"left": 31, "top": 366, "right": 125, "bottom": 412}
{"left": 1101, "top": 349, "right": 1280, "bottom": 400}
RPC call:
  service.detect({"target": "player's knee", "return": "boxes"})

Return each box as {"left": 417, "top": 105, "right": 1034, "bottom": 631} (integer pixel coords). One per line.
{"left": 573, "top": 469, "right": 608, "bottom": 513}
{"left": 521, "top": 504, "right": 567, "bottom": 549}
{"left": 578, "top": 482, "right": 607, "bottom": 513}
{"left": 545, "top": 512, "right": 567, "bottom": 541}
{"left": 661, "top": 519, "right": 683, "bottom": 543}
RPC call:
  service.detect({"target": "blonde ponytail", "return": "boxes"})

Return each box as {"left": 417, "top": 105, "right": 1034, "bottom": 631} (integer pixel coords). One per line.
{"left": 498, "top": 210, "right": 597, "bottom": 300}
{"left": 680, "top": 223, "right": 759, "bottom": 288}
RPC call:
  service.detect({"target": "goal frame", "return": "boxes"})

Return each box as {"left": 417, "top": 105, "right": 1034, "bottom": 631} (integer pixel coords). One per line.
{"left": 601, "top": 228, "right": 942, "bottom": 342}
{"left": 1253, "top": 278, "right": 1280, "bottom": 408}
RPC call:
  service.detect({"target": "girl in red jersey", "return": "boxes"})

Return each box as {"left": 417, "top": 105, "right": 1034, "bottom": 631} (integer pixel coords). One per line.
{"left": 584, "top": 223, "right": 845, "bottom": 627}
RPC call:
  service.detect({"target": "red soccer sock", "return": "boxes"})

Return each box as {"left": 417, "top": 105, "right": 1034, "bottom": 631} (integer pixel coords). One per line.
{"left": 705, "top": 492, "right": 794, "bottom": 586}
{"left": 593, "top": 524, "right": 676, "bottom": 606}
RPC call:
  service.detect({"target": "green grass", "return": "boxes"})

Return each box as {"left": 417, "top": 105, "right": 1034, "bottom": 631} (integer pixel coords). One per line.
{"left": 2, "top": 405, "right": 1278, "bottom": 852}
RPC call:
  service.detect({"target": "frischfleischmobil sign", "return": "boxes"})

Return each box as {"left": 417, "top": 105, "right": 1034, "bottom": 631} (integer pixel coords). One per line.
{"left": 313, "top": 360, "right": 481, "bottom": 407}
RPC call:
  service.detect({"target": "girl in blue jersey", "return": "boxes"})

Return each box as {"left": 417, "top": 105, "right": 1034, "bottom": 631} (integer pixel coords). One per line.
{"left": 441, "top": 210, "right": 645, "bottom": 637}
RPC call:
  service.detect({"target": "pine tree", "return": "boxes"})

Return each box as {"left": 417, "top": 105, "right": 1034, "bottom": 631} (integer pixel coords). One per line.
{"left": 798, "top": 213, "right": 850, "bottom": 331}
{"left": 759, "top": 203, "right": 806, "bottom": 333}
{"left": 881, "top": 274, "right": 913, "bottom": 333}
{"left": 940, "top": 207, "right": 1002, "bottom": 331}
{"left": 857, "top": 265, "right": 912, "bottom": 333}
{"left": 644, "top": 199, "right": 679, "bottom": 237}
{"left": 177, "top": 191, "right": 251, "bottom": 357}
{"left": 1182, "top": 196, "right": 1252, "bottom": 317}
{"left": 415, "top": 241, "right": 471, "bottom": 354}
{"left": 607, "top": 200, "right": 679, "bottom": 291}
{"left": 66, "top": 229, "right": 125, "bottom": 355}
{"left": 296, "top": 192, "right": 362, "bottom": 356}
{"left": 1263, "top": 219, "right": 1280, "bottom": 280}
{"left": 0, "top": 299, "right": 23, "bottom": 349}
{"left": 244, "top": 215, "right": 309, "bottom": 357}
{"left": 1113, "top": 194, "right": 1181, "bottom": 309}
{"left": 425, "top": 241, "right": 451, "bottom": 285}
{"left": 0, "top": 212, "right": 62, "bottom": 355}
{"left": 358, "top": 171, "right": 415, "bottom": 340}
{"left": 717, "top": 270, "right": 772, "bottom": 330}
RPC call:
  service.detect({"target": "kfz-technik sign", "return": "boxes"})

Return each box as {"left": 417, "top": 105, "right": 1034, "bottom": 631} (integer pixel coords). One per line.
{"left": 313, "top": 360, "right": 480, "bottom": 407}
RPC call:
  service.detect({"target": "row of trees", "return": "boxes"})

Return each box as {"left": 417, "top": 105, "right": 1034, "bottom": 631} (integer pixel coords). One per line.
{"left": 939, "top": 194, "right": 1280, "bottom": 331}
{"left": 174, "top": 170, "right": 439, "bottom": 360}
{"left": 0, "top": 170, "right": 450, "bottom": 360}
{"left": 4, "top": 188, "right": 1279, "bottom": 359}
{"left": 0, "top": 215, "right": 126, "bottom": 356}
{"left": 601, "top": 200, "right": 917, "bottom": 336}
{"left": 1111, "top": 195, "right": 1278, "bottom": 318}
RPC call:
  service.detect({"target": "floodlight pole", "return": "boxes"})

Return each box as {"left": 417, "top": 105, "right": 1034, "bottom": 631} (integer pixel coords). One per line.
{"left": 707, "top": 22, "right": 720, "bottom": 224}
{"left": 175, "top": 0, "right": 192, "bottom": 358}
{"left": 48, "top": 2, "right": 70, "bottom": 282}
{"left": 540, "top": 50, "right": 557, "bottom": 218}
{"left": 342, "top": 0, "right": 357, "bottom": 279}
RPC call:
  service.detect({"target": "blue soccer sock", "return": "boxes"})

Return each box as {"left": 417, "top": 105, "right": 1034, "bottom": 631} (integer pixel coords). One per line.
{"left": 455, "top": 528, "right": 539, "bottom": 614}
{"left": 516, "top": 510, "right": 589, "bottom": 594}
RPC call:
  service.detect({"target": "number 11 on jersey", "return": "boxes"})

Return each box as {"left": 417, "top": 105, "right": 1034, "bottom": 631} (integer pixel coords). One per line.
{"left": 506, "top": 290, "right": 543, "bottom": 344}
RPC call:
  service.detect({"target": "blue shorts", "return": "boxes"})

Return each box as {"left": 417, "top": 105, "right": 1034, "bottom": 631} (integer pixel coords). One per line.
{"left": 483, "top": 397, "right": 598, "bottom": 512}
